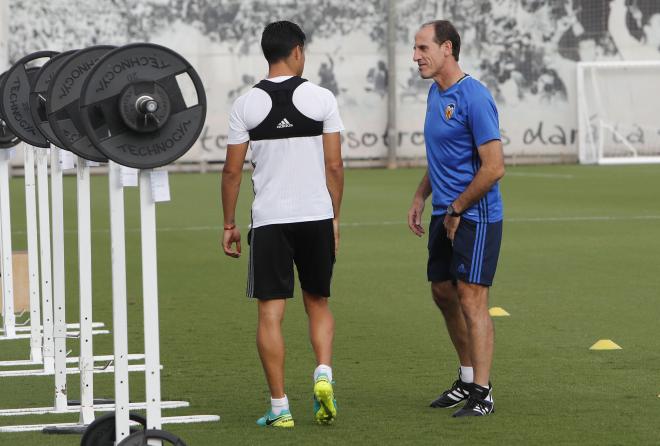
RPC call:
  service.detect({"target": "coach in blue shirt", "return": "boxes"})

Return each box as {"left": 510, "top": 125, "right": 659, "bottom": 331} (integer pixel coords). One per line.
{"left": 408, "top": 20, "right": 505, "bottom": 418}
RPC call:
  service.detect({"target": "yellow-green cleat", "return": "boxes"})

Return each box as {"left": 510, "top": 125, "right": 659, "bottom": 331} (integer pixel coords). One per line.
{"left": 313, "top": 375, "right": 337, "bottom": 424}
{"left": 256, "top": 409, "right": 295, "bottom": 428}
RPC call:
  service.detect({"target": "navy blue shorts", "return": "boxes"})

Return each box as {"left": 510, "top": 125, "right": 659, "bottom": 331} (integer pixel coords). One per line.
{"left": 427, "top": 215, "right": 502, "bottom": 286}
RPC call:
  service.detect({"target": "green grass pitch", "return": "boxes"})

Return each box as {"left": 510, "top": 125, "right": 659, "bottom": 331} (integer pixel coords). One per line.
{"left": 0, "top": 164, "right": 659, "bottom": 445}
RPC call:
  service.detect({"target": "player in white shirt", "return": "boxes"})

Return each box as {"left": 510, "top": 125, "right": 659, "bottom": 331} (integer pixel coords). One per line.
{"left": 221, "top": 20, "right": 344, "bottom": 428}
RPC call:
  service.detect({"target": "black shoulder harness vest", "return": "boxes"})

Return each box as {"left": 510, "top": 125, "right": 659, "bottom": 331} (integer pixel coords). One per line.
{"left": 248, "top": 76, "right": 324, "bottom": 141}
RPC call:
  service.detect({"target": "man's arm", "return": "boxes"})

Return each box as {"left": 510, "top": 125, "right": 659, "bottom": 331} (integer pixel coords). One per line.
{"left": 444, "top": 139, "right": 505, "bottom": 239}
{"left": 408, "top": 170, "right": 432, "bottom": 237}
{"left": 453, "top": 139, "right": 505, "bottom": 214}
{"left": 221, "top": 141, "right": 249, "bottom": 258}
{"left": 323, "top": 132, "right": 343, "bottom": 255}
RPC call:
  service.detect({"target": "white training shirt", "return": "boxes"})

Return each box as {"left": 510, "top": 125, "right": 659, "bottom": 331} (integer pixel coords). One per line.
{"left": 227, "top": 75, "right": 344, "bottom": 228}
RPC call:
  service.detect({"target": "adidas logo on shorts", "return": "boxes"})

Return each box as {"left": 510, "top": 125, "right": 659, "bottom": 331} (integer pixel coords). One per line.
{"left": 276, "top": 118, "right": 294, "bottom": 128}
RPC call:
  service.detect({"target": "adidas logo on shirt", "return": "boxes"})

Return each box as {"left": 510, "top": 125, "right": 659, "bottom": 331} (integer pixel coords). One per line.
{"left": 276, "top": 118, "right": 294, "bottom": 128}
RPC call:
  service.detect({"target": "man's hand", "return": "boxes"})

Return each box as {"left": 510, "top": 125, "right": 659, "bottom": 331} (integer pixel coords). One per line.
{"left": 443, "top": 214, "right": 460, "bottom": 241}
{"left": 222, "top": 227, "right": 242, "bottom": 258}
{"left": 333, "top": 218, "right": 340, "bottom": 256}
{"left": 408, "top": 196, "right": 426, "bottom": 237}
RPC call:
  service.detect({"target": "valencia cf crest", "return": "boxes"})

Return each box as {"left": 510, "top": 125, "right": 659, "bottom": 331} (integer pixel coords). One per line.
{"left": 444, "top": 103, "right": 455, "bottom": 120}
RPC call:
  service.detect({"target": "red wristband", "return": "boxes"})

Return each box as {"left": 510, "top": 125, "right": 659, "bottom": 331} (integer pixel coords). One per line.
{"left": 223, "top": 224, "right": 236, "bottom": 231}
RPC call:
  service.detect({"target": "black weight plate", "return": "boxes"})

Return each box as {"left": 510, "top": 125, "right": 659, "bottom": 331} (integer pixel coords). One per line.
{"left": 0, "top": 66, "right": 41, "bottom": 147}
{"left": 117, "top": 429, "right": 188, "bottom": 446}
{"left": 47, "top": 45, "right": 116, "bottom": 162}
{"left": 28, "top": 50, "right": 78, "bottom": 148}
{"left": 0, "top": 67, "right": 41, "bottom": 118}
{"left": 80, "top": 412, "right": 147, "bottom": 446}
{"left": 0, "top": 51, "right": 59, "bottom": 147}
{"left": 0, "top": 71, "right": 8, "bottom": 122}
{"left": 79, "top": 43, "right": 207, "bottom": 169}
{"left": 0, "top": 71, "right": 20, "bottom": 149}
{"left": 0, "top": 122, "right": 19, "bottom": 149}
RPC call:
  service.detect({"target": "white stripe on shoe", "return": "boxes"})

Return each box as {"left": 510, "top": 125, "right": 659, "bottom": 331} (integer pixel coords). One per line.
{"left": 447, "top": 392, "right": 462, "bottom": 401}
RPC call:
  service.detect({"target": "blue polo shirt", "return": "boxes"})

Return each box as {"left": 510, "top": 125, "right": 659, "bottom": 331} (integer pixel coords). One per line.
{"left": 424, "top": 75, "right": 503, "bottom": 223}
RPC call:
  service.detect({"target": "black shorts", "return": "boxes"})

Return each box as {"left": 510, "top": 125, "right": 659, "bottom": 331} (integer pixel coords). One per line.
{"left": 246, "top": 219, "right": 335, "bottom": 300}
{"left": 427, "top": 215, "right": 502, "bottom": 286}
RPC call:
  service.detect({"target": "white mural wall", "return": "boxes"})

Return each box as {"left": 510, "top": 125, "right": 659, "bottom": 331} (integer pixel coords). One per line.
{"left": 4, "top": 0, "right": 660, "bottom": 164}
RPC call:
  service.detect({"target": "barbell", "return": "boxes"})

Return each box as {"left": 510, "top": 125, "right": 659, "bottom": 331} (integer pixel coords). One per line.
{"left": 0, "top": 42, "right": 206, "bottom": 169}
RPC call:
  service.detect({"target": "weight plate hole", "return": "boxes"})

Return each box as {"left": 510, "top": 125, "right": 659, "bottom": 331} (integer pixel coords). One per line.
{"left": 175, "top": 73, "right": 198, "bottom": 108}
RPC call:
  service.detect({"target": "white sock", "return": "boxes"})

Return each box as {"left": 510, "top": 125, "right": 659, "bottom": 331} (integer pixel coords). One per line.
{"left": 314, "top": 364, "right": 333, "bottom": 382}
{"left": 459, "top": 365, "right": 474, "bottom": 384}
{"left": 271, "top": 395, "right": 289, "bottom": 416}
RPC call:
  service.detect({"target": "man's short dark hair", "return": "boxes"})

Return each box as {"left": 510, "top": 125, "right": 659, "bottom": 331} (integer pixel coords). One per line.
{"left": 423, "top": 20, "right": 461, "bottom": 61}
{"left": 261, "top": 21, "right": 306, "bottom": 64}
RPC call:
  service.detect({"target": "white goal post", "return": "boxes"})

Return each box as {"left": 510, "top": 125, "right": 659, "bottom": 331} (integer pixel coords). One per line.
{"left": 577, "top": 60, "right": 660, "bottom": 165}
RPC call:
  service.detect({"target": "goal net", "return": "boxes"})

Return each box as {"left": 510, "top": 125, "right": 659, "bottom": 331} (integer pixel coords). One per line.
{"left": 577, "top": 61, "right": 660, "bottom": 164}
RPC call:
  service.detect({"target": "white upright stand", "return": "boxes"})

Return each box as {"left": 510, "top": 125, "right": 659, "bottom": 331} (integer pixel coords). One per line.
{"left": 140, "top": 170, "right": 162, "bottom": 434}
{"left": 110, "top": 161, "right": 131, "bottom": 442}
{"left": 0, "top": 146, "right": 57, "bottom": 363}
{"left": 108, "top": 168, "right": 220, "bottom": 440}
{"left": 77, "top": 156, "right": 94, "bottom": 425}
{"left": 133, "top": 169, "right": 219, "bottom": 436}
{"left": 0, "top": 161, "right": 186, "bottom": 428}
{"left": 0, "top": 151, "right": 106, "bottom": 353}
{"left": 0, "top": 145, "right": 44, "bottom": 361}
{"left": 0, "top": 164, "right": 217, "bottom": 434}
{"left": 50, "top": 146, "right": 68, "bottom": 412}
{"left": 37, "top": 147, "right": 55, "bottom": 374}
{"left": 24, "top": 145, "right": 42, "bottom": 362}
{"left": 0, "top": 149, "right": 120, "bottom": 375}
{"left": 0, "top": 148, "right": 16, "bottom": 339}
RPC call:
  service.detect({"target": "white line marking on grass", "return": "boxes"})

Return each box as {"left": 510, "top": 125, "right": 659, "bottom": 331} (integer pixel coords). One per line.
{"left": 152, "top": 225, "right": 220, "bottom": 232}
{"left": 11, "top": 215, "right": 660, "bottom": 236}
{"left": 505, "top": 172, "right": 575, "bottom": 179}
{"left": 506, "top": 215, "right": 660, "bottom": 223}
{"left": 159, "top": 215, "right": 660, "bottom": 230}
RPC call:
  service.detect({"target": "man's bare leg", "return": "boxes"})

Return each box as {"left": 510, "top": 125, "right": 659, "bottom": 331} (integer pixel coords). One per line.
{"left": 257, "top": 298, "right": 287, "bottom": 398}
{"left": 432, "top": 280, "right": 472, "bottom": 367}
{"left": 302, "top": 291, "right": 334, "bottom": 366}
{"left": 456, "top": 281, "right": 493, "bottom": 387}
{"left": 428, "top": 280, "right": 477, "bottom": 409}
{"left": 303, "top": 290, "right": 337, "bottom": 423}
